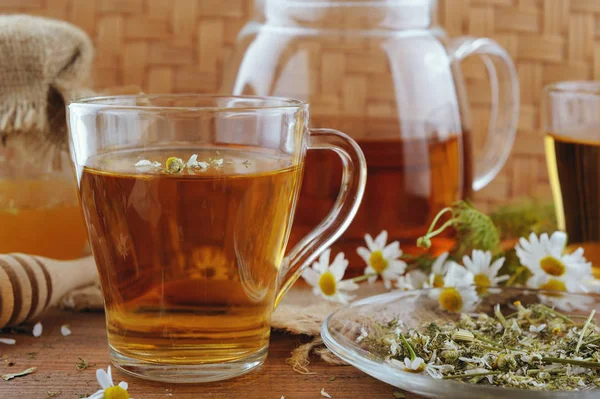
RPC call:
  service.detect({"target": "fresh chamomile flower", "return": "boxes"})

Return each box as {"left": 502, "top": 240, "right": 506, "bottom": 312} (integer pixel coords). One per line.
{"left": 516, "top": 232, "right": 593, "bottom": 293}
{"left": 302, "top": 249, "right": 358, "bottom": 304}
{"left": 431, "top": 263, "right": 479, "bottom": 313}
{"left": 86, "top": 366, "right": 131, "bottom": 399}
{"left": 357, "top": 230, "right": 406, "bottom": 289}
{"left": 422, "top": 252, "right": 451, "bottom": 289}
{"left": 462, "top": 250, "right": 508, "bottom": 294}
{"left": 395, "top": 269, "right": 428, "bottom": 291}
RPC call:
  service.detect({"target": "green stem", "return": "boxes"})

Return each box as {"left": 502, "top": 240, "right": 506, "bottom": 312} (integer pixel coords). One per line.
{"left": 416, "top": 208, "right": 454, "bottom": 249}
{"left": 575, "top": 309, "right": 596, "bottom": 355}
{"left": 584, "top": 335, "right": 600, "bottom": 345}
{"left": 504, "top": 312, "right": 519, "bottom": 319}
{"left": 443, "top": 371, "right": 501, "bottom": 380}
{"left": 526, "top": 368, "right": 563, "bottom": 376}
{"left": 494, "top": 304, "right": 510, "bottom": 329}
{"left": 505, "top": 266, "right": 527, "bottom": 287}
{"left": 537, "top": 304, "right": 575, "bottom": 325}
{"left": 351, "top": 273, "right": 378, "bottom": 283}
{"left": 542, "top": 357, "right": 600, "bottom": 369}
{"left": 473, "top": 333, "right": 502, "bottom": 348}
{"left": 473, "top": 332, "right": 526, "bottom": 352}
{"left": 399, "top": 333, "right": 417, "bottom": 362}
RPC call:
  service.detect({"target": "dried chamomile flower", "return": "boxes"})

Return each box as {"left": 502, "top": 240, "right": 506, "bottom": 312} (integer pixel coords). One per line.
{"left": 165, "top": 157, "right": 185, "bottom": 174}
{"left": 358, "top": 303, "right": 600, "bottom": 391}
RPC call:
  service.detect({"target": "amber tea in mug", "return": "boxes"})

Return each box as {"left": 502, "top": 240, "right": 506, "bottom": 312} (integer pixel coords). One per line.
{"left": 544, "top": 82, "right": 600, "bottom": 277}
{"left": 81, "top": 149, "right": 302, "bottom": 365}
{"left": 68, "top": 95, "right": 366, "bottom": 383}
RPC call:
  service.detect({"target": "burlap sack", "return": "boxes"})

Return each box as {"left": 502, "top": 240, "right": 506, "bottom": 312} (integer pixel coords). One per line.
{"left": 0, "top": 15, "right": 94, "bottom": 146}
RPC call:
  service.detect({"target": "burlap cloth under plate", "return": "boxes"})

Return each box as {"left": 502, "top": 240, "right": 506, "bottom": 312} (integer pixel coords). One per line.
{"left": 0, "top": 15, "right": 94, "bottom": 146}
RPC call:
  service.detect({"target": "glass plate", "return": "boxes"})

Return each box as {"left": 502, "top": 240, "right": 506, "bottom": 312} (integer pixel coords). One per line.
{"left": 321, "top": 287, "right": 600, "bottom": 399}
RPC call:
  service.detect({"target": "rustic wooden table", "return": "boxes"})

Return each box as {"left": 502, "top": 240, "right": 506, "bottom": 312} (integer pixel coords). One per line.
{"left": 0, "top": 309, "right": 416, "bottom": 399}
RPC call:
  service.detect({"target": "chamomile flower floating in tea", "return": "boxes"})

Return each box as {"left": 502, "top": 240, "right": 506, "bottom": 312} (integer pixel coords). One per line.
{"left": 357, "top": 231, "right": 407, "bottom": 289}
{"left": 135, "top": 153, "right": 226, "bottom": 175}
{"left": 302, "top": 249, "right": 358, "bottom": 304}
{"left": 85, "top": 366, "right": 131, "bottom": 399}
{"left": 461, "top": 250, "right": 507, "bottom": 294}
{"left": 422, "top": 252, "right": 451, "bottom": 289}
{"left": 134, "top": 159, "right": 161, "bottom": 169}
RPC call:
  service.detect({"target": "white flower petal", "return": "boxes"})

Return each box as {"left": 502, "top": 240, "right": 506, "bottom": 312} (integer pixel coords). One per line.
{"left": 329, "top": 252, "right": 348, "bottom": 281}
{"left": 96, "top": 366, "right": 114, "bottom": 389}
{"left": 408, "top": 270, "right": 428, "bottom": 289}
{"left": 336, "top": 291, "right": 355, "bottom": 304}
{"left": 314, "top": 249, "right": 331, "bottom": 273}
{"left": 431, "top": 252, "right": 449, "bottom": 275}
{"left": 320, "top": 388, "right": 332, "bottom": 398}
{"left": 302, "top": 267, "right": 320, "bottom": 287}
{"left": 549, "top": 231, "right": 567, "bottom": 253}
{"left": 118, "top": 381, "right": 128, "bottom": 390}
{"left": 364, "top": 234, "right": 377, "bottom": 252}
{"left": 0, "top": 338, "right": 16, "bottom": 345}
{"left": 338, "top": 279, "right": 359, "bottom": 291}
{"left": 374, "top": 230, "right": 388, "bottom": 249}
{"left": 382, "top": 241, "right": 401, "bottom": 259}
{"left": 61, "top": 325, "right": 72, "bottom": 337}
{"left": 367, "top": 273, "right": 378, "bottom": 285}
{"left": 356, "top": 247, "right": 371, "bottom": 263}
{"left": 411, "top": 357, "right": 425, "bottom": 370}
{"left": 187, "top": 154, "right": 198, "bottom": 167}
{"left": 489, "top": 257, "right": 506, "bottom": 277}
{"left": 32, "top": 322, "right": 42, "bottom": 337}
{"left": 387, "top": 260, "right": 407, "bottom": 275}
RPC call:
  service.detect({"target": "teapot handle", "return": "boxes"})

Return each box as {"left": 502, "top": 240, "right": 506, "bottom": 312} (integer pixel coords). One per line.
{"left": 448, "top": 37, "right": 519, "bottom": 191}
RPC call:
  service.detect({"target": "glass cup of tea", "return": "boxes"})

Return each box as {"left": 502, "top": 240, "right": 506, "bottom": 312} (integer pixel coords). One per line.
{"left": 67, "top": 95, "right": 366, "bottom": 383}
{"left": 544, "top": 81, "right": 600, "bottom": 278}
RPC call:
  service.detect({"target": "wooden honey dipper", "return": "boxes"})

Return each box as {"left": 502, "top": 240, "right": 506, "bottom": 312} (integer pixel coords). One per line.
{"left": 0, "top": 254, "right": 98, "bottom": 328}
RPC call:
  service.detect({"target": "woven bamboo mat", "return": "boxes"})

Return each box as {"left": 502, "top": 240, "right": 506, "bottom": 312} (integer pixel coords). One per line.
{"left": 2, "top": 0, "right": 599, "bottom": 209}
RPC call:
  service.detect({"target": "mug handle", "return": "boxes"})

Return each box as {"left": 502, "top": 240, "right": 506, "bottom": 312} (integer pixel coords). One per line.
{"left": 274, "top": 128, "right": 367, "bottom": 307}
{"left": 447, "top": 36, "right": 520, "bottom": 191}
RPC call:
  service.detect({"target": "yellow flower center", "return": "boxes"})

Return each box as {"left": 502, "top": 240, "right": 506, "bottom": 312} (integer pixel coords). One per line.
{"left": 432, "top": 274, "right": 445, "bottom": 288}
{"left": 318, "top": 271, "right": 337, "bottom": 296}
{"left": 474, "top": 274, "right": 491, "bottom": 295}
{"left": 104, "top": 386, "right": 130, "bottom": 399}
{"left": 369, "top": 250, "right": 388, "bottom": 273}
{"left": 539, "top": 278, "right": 567, "bottom": 297}
{"left": 439, "top": 287, "right": 463, "bottom": 313}
{"left": 539, "top": 256, "right": 566, "bottom": 277}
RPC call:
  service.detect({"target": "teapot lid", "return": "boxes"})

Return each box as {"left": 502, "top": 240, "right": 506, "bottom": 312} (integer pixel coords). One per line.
{"left": 265, "top": 0, "right": 437, "bottom": 30}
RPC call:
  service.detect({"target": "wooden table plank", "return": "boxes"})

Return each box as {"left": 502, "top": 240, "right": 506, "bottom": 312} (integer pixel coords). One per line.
{"left": 0, "top": 309, "right": 414, "bottom": 398}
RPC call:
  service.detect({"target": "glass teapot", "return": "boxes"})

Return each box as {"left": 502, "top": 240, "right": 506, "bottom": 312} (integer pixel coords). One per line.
{"left": 222, "top": 0, "right": 519, "bottom": 266}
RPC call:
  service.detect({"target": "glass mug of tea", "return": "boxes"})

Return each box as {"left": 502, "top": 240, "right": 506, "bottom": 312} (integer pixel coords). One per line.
{"left": 544, "top": 82, "right": 600, "bottom": 278}
{"left": 67, "top": 95, "right": 366, "bottom": 382}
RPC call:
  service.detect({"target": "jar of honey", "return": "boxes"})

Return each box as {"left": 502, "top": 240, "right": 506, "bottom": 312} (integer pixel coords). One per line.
{"left": 0, "top": 134, "right": 88, "bottom": 259}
